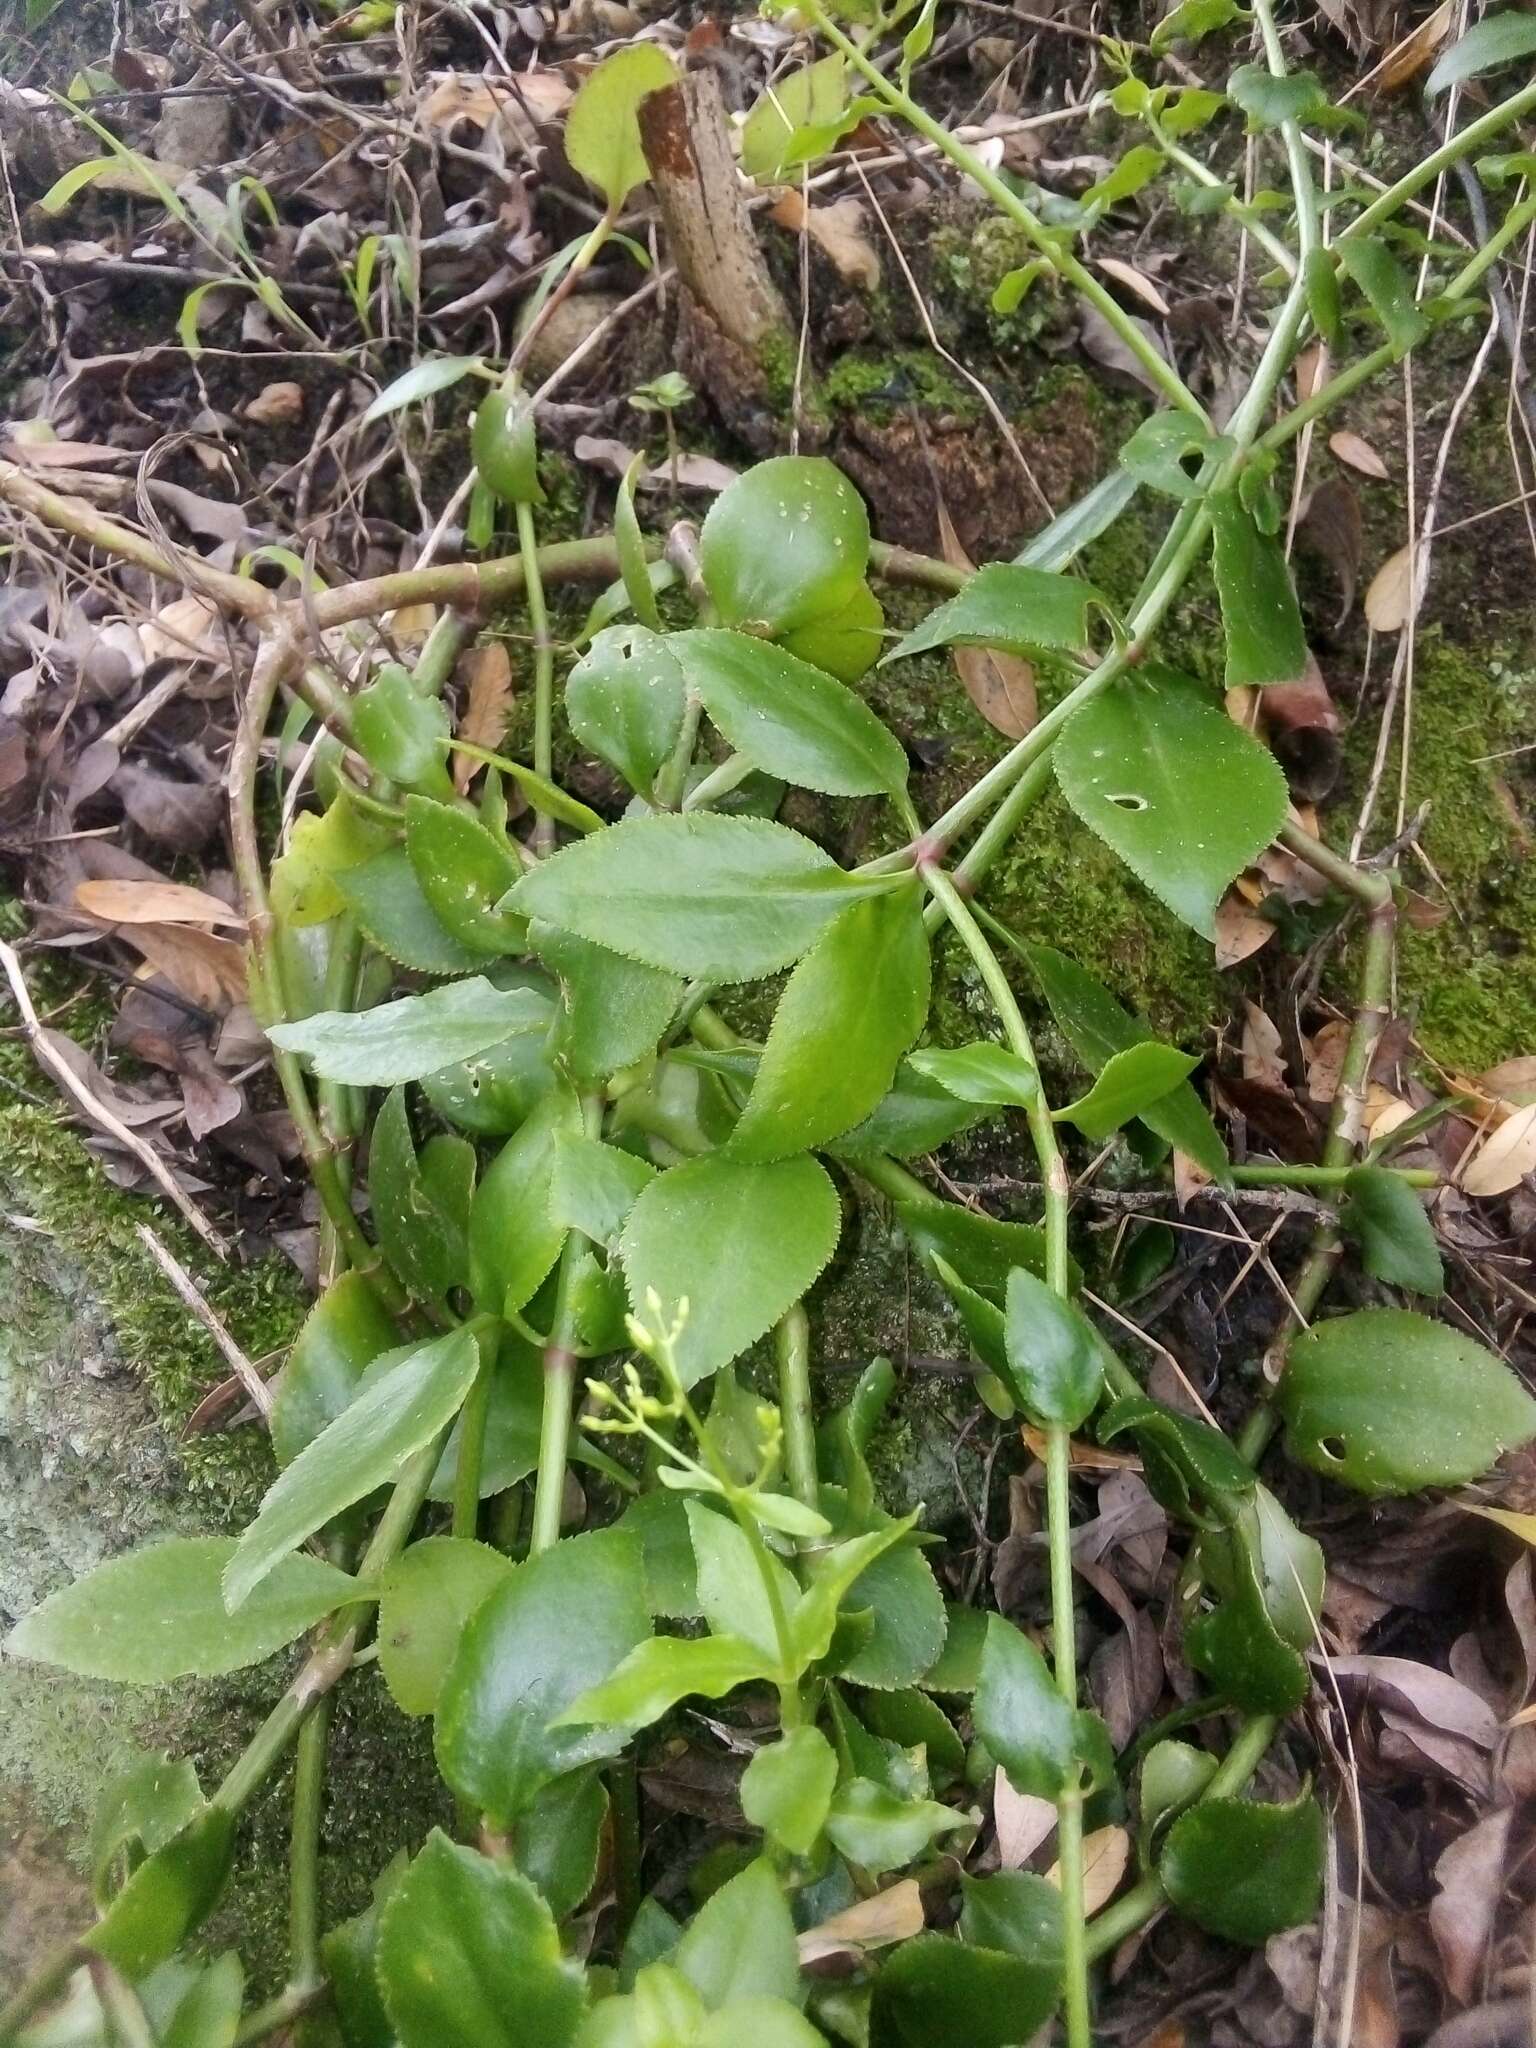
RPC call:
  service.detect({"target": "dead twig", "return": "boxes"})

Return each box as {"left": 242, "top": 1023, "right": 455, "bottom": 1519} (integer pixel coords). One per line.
{"left": 137, "top": 1222, "right": 274, "bottom": 1420}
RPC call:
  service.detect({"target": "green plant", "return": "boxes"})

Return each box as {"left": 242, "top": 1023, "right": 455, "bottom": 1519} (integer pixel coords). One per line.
{"left": 4, "top": 7, "right": 1536, "bottom": 2045}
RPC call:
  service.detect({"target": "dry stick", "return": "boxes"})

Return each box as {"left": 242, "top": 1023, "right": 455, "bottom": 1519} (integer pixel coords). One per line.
{"left": 0, "top": 940, "right": 230, "bottom": 1259}
{"left": 137, "top": 1223, "right": 273, "bottom": 1420}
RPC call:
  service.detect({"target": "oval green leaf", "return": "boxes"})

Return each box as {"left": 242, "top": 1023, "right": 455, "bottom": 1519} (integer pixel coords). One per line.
{"left": 1159, "top": 1793, "right": 1325, "bottom": 1946}
{"left": 268, "top": 979, "right": 550, "bottom": 1087}
{"left": 698, "top": 455, "right": 869, "bottom": 634}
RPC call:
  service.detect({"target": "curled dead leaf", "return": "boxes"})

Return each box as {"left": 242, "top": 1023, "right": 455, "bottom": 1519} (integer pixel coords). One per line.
{"left": 1259, "top": 650, "right": 1342, "bottom": 801}
{"left": 1378, "top": 0, "right": 1454, "bottom": 90}
{"left": 1214, "top": 891, "right": 1275, "bottom": 969}
{"left": 1477, "top": 1056, "right": 1536, "bottom": 1108}
{"left": 993, "top": 1769, "right": 1057, "bottom": 1869}
{"left": 935, "top": 502, "right": 1037, "bottom": 739}
{"left": 1364, "top": 542, "right": 1425, "bottom": 634}
{"left": 118, "top": 924, "right": 248, "bottom": 1012}
{"left": 1096, "top": 255, "right": 1170, "bottom": 316}
{"left": 1329, "top": 429, "right": 1389, "bottom": 481}
{"left": 453, "top": 641, "right": 514, "bottom": 792}
{"left": 1461, "top": 1103, "right": 1536, "bottom": 1198}
{"left": 1048, "top": 1824, "right": 1129, "bottom": 1913}
{"left": 798, "top": 1879, "right": 924, "bottom": 1967}
{"left": 768, "top": 190, "right": 881, "bottom": 292}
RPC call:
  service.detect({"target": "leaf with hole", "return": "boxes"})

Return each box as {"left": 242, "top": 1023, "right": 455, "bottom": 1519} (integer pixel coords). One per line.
{"left": 1119, "top": 412, "right": 1228, "bottom": 500}
{"left": 671, "top": 629, "right": 909, "bottom": 799}
{"left": 1052, "top": 1041, "right": 1201, "bottom": 1138}
{"left": 404, "top": 797, "right": 525, "bottom": 958}
{"left": 268, "top": 979, "right": 549, "bottom": 1086}
{"left": 1277, "top": 1307, "right": 1536, "bottom": 1496}
{"left": 620, "top": 1152, "right": 842, "bottom": 1385}
{"left": 376, "top": 1831, "right": 587, "bottom": 2048}
{"left": 565, "top": 43, "right": 678, "bottom": 208}
{"left": 1159, "top": 1793, "right": 1325, "bottom": 1945}
{"left": 1209, "top": 492, "right": 1308, "bottom": 687}
{"left": 730, "top": 885, "right": 931, "bottom": 1161}
{"left": 906, "top": 1042, "right": 1039, "bottom": 1109}
{"left": 510, "top": 812, "right": 897, "bottom": 983}
{"left": 886, "top": 564, "right": 1107, "bottom": 663}
{"left": 1340, "top": 1167, "right": 1443, "bottom": 1294}
{"left": 1016, "top": 938, "right": 1226, "bottom": 1173}
{"left": 1054, "top": 667, "right": 1288, "bottom": 938}
{"left": 1002, "top": 1267, "right": 1103, "bottom": 1429}
{"left": 698, "top": 455, "right": 869, "bottom": 633}
{"left": 435, "top": 1527, "right": 649, "bottom": 1823}
{"left": 5, "top": 1539, "right": 363, "bottom": 1685}
{"left": 565, "top": 625, "right": 688, "bottom": 799}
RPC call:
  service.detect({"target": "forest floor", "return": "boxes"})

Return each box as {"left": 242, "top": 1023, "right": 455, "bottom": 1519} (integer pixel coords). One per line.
{"left": 1, "top": 1, "right": 1535, "bottom": 2042}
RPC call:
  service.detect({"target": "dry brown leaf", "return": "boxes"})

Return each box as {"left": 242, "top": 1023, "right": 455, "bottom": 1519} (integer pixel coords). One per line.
{"left": 1329, "top": 429, "right": 1389, "bottom": 480}
{"left": 1048, "top": 1825, "right": 1129, "bottom": 1913}
{"left": 388, "top": 604, "right": 436, "bottom": 648}
{"left": 1299, "top": 477, "right": 1362, "bottom": 625}
{"left": 119, "top": 924, "right": 248, "bottom": 1011}
{"left": 1461, "top": 1103, "right": 1536, "bottom": 1198}
{"left": 75, "top": 879, "right": 245, "bottom": 929}
{"left": 1397, "top": 886, "right": 1449, "bottom": 931}
{"left": 243, "top": 381, "right": 306, "bottom": 426}
{"left": 935, "top": 504, "right": 1037, "bottom": 738}
{"left": 798, "top": 1880, "right": 924, "bottom": 1966}
{"left": 453, "top": 642, "right": 515, "bottom": 792}
{"left": 1364, "top": 1092, "right": 1416, "bottom": 1143}
{"left": 768, "top": 190, "right": 881, "bottom": 291}
{"left": 1096, "top": 255, "right": 1170, "bottom": 316}
{"left": 993, "top": 1770, "right": 1057, "bottom": 1869}
{"left": 1429, "top": 1807, "right": 1512, "bottom": 2003}
{"left": 1478, "top": 1056, "right": 1536, "bottom": 1108}
{"left": 420, "top": 69, "right": 572, "bottom": 148}
{"left": 1022, "top": 1426, "right": 1140, "bottom": 1472}
{"left": 1306, "top": 1019, "right": 1352, "bottom": 1105}
{"left": 1242, "top": 1000, "right": 1286, "bottom": 1088}
{"left": 1364, "top": 542, "right": 1425, "bottom": 633}
{"left": 1214, "top": 891, "right": 1274, "bottom": 969}
{"left": 1256, "top": 843, "right": 1329, "bottom": 906}
{"left": 1258, "top": 650, "right": 1342, "bottom": 801}
{"left": 1294, "top": 342, "right": 1329, "bottom": 403}
{"left": 1379, "top": 0, "right": 1454, "bottom": 89}
{"left": 1173, "top": 1149, "right": 1213, "bottom": 1207}
{"left": 1, "top": 437, "right": 134, "bottom": 469}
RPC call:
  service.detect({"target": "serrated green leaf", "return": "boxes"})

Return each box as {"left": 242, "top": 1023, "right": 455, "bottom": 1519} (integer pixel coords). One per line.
{"left": 895, "top": 1190, "right": 1056, "bottom": 1292}
{"left": 1426, "top": 10, "right": 1536, "bottom": 94}
{"left": 404, "top": 796, "right": 525, "bottom": 957}
{"left": 973, "top": 1615, "right": 1077, "bottom": 1799}
{"left": 269, "top": 978, "right": 548, "bottom": 1086}
{"left": 565, "top": 625, "right": 688, "bottom": 798}
{"left": 371, "top": 1088, "right": 472, "bottom": 1305}
{"left": 687, "top": 1499, "right": 799, "bottom": 1663}
{"left": 906, "top": 1042, "right": 1038, "bottom": 1109}
{"left": 513, "top": 1770, "right": 608, "bottom": 1922}
{"left": 834, "top": 1538, "right": 947, "bottom": 1691}
{"left": 509, "top": 812, "right": 896, "bottom": 983}
{"left": 1277, "top": 1306, "right": 1536, "bottom": 1496}
{"left": 272, "top": 1271, "right": 398, "bottom": 1470}
{"left": 825, "top": 1777, "right": 968, "bottom": 1875}
{"left": 958, "top": 1871, "right": 1063, "bottom": 1974}
{"left": 336, "top": 846, "right": 485, "bottom": 976}
{"left": 377, "top": 1831, "right": 587, "bottom": 2048}
{"left": 1053, "top": 1041, "right": 1201, "bottom": 1137}
{"left": 674, "top": 1858, "right": 804, "bottom": 2009}
{"left": 89, "top": 1755, "right": 205, "bottom": 1908}
{"left": 225, "top": 1329, "right": 479, "bottom": 1610}
{"left": 1159, "top": 1793, "right": 1324, "bottom": 1945}
{"left": 530, "top": 922, "right": 684, "bottom": 1081}
{"left": 323, "top": 1855, "right": 406, "bottom": 2048}
{"left": 830, "top": 1061, "right": 994, "bottom": 1160}
{"left": 699, "top": 455, "right": 870, "bottom": 633}
{"left": 1002, "top": 1267, "right": 1102, "bottom": 1429}
{"left": 551, "top": 1132, "right": 656, "bottom": 1244}
{"left": 1150, "top": 0, "right": 1245, "bottom": 50}
{"left": 1017, "top": 939, "right": 1227, "bottom": 1174}
{"left": 1340, "top": 1167, "right": 1443, "bottom": 1294}
{"left": 421, "top": 987, "right": 557, "bottom": 1135}
{"left": 435, "top": 1527, "right": 649, "bottom": 1823}
{"left": 467, "top": 1081, "right": 582, "bottom": 1316}
{"left": 790, "top": 1517, "right": 923, "bottom": 1673}
{"left": 885, "top": 563, "right": 1107, "bottom": 663}
{"left": 731, "top": 885, "right": 930, "bottom": 1161}
{"left": 672, "top": 629, "right": 908, "bottom": 798}
{"left": 1139, "top": 1740, "right": 1219, "bottom": 1854}
{"left": 1227, "top": 63, "right": 1334, "bottom": 131}
{"left": 376, "top": 1536, "right": 513, "bottom": 1717}
{"left": 565, "top": 43, "right": 678, "bottom": 208}
{"left": 1209, "top": 491, "right": 1309, "bottom": 687}
{"left": 1098, "top": 1391, "right": 1256, "bottom": 1524}
{"left": 871, "top": 1932, "right": 1062, "bottom": 2047}
{"left": 352, "top": 663, "right": 454, "bottom": 797}
{"left": 1054, "top": 667, "right": 1289, "bottom": 938}
{"left": 741, "top": 1725, "right": 839, "bottom": 1856}
{"left": 620, "top": 1153, "right": 842, "bottom": 1386}
{"left": 6, "top": 1539, "right": 362, "bottom": 1683}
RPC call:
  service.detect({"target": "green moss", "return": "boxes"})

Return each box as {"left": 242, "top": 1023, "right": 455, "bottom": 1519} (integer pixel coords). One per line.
{"left": 821, "top": 347, "right": 977, "bottom": 418}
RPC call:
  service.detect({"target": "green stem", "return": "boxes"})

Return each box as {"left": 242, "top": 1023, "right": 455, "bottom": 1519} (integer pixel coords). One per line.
{"left": 1336, "top": 74, "right": 1536, "bottom": 250}
{"left": 774, "top": 1305, "right": 819, "bottom": 1518}
{"left": 286, "top": 1695, "right": 332, "bottom": 1995}
{"left": 410, "top": 606, "right": 476, "bottom": 698}
{"left": 530, "top": 1096, "right": 605, "bottom": 1554}
{"left": 515, "top": 499, "right": 556, "bottom": 857}
{"left": 1157, "top": 131, "right": 1296, "bottom": 272}
{"left": 609, "top": 1755, "right": 643, "bottom": 1943}
{"left": 920, "top": 861, "right": 1086, "bottom": 2046}
{"left": 808, "top": 3, "right": 1208, "bottom": 424}
{"left": 1229, "top": 1161, "right": 1435, "bottom": 1187}
{"left": 681, "top": 751, "right": 755, "bottom": 811}
{"left": 452, "top": 1324, "right": 499, "bottom": 1540}
{"left": 230, "top": 1987, "right": 328, "bottom": 2047}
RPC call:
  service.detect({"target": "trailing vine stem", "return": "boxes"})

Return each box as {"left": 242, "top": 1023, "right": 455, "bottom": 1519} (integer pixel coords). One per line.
{"left": 920, "top": 862, "right": 1089, "bottom": 2048}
